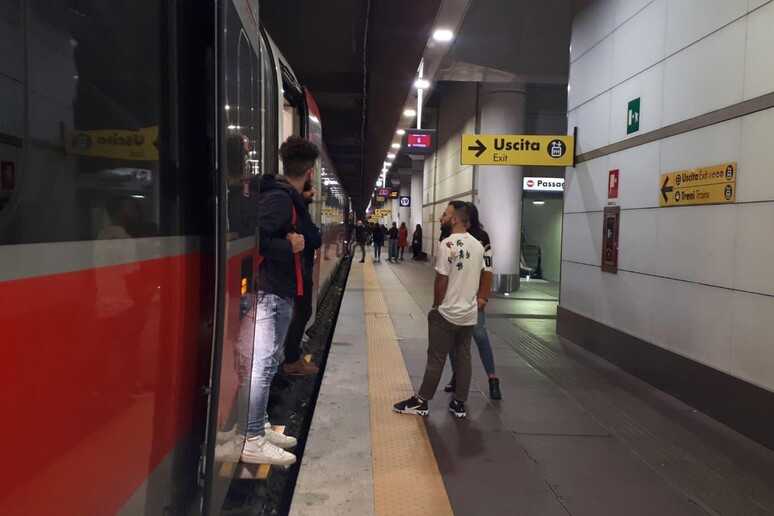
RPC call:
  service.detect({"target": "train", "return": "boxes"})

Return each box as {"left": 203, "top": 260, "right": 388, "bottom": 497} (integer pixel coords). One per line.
{"left": 0, "top": 1, "right": 349, "bottom": 514}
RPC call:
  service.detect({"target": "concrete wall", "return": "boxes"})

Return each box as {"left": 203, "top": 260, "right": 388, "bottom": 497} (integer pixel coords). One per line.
{"left": 562, "top": 0, "right": 774, "bottom": 392}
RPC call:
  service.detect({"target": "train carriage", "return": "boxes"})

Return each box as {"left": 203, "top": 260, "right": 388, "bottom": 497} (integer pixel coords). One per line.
{"left": 0, "top": 1, "right": 348, "bottom": 513}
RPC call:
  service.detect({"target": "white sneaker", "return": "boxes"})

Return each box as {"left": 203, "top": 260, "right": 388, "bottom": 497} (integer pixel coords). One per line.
{"left": 214, "top": 436, "right": 243, "bottom": 463}
{"left": 216, "top": 425, "right": 237, "bottom": 445}
{"left": 264, "top": 422, "right": 297, "bottom": 449}
{"left": 241, "top": 435, "right": 296, "bottom": 466}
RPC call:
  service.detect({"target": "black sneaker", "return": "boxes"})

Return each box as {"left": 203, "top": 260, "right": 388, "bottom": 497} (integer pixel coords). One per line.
{"left": 393, "top": 395, "right": 429, "bottom": 416}
{"left": 489, "top": 377, "right": 502, "bottom": 400}
{"left": 443, "top": 374, "right": 456, "bottom": 393}
{"left": 448, "top": 397, "right": 466, "bottom": 418}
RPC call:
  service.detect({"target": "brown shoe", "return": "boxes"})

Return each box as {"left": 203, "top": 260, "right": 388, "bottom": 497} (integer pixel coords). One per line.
{"left": 282, "top": 359, "right": 319, "bottom": 376}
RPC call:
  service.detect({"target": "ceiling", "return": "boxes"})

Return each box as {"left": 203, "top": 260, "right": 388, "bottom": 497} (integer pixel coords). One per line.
{"left": 261, "top": 0, "right": 589, "bottom": 212}
{"left": 261, "top": 0, "right": 442, "bottom": 212}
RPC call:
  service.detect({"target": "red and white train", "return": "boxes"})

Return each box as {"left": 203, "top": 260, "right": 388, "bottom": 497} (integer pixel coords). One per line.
{"left": 0, "top": 1, "right": 348, "bottom": 513}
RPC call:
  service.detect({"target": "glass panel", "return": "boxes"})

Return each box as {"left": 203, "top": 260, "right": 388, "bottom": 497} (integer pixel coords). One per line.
{"left": 208, "top": 0, "right": 262, "bottom": 511}
{"left": 0, "top": 0, "right": 166, "bottom": 245}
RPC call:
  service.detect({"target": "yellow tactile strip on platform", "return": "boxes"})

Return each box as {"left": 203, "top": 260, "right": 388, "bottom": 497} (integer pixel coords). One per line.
{"left": 363, "top": 261, "right": 453, "bottom": 516}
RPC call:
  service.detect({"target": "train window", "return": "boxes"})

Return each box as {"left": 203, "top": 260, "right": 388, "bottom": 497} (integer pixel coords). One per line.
{"left": 260, "top": 33, "right": 278, "bottom": 176}
{"left": 224, "top": 6, "right": 262, "bottom": 241}
{"left": 0, "top": 0, "right": 170, "bottom": 245}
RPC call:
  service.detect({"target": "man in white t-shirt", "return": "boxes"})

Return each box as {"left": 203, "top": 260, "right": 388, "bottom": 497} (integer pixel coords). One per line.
{"left": 393, "top": 201, "right": 485, "bottom": 418}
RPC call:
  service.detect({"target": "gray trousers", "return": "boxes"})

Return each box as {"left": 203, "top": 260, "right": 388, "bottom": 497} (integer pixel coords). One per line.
{"left": 418, "top": 310, "right": 474, "bottom": 402}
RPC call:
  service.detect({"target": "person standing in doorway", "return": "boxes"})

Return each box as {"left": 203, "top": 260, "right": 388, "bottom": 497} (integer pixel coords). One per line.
{"left": 443, "top": 203, "right": 501, "bottom": 399}
{"left": 281, "top": 180, "right": 321, "bottom": 376}
{"left": 387, "top": 222, "right": 399, "bottom": 262}
{"left": 241, "top": 135, "right": 317, "bottom": 466}
{"left": 398, "top": 222, "right": 409, "bottom": 260}
{"left": 393, "top": 201, "right": 485, "bottom": 418}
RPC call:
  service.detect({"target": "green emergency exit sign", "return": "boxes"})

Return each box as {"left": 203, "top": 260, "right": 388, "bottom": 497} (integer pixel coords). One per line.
{"left": 627, "top": 97, "right": 641, "bottom": 134}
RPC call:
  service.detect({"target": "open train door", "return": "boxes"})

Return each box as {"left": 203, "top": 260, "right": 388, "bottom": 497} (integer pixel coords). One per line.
{"left": 201, "top": 0, "right": 267, "bottom": 513}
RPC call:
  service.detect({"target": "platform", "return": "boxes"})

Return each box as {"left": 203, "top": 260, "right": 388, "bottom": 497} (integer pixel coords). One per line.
{"left": 291, "top": 258, "right": 774, "bottom": 515}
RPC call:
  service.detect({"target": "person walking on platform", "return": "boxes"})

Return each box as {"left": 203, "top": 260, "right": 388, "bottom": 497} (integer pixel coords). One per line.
{"left": 372, "top": 222, "right": 385, "bottom": 261}
{"left": 411, "top": 224, "right": 423, "bottom": 260}
{"left": 354, "top": 220, "right": 368, "bottom": 262}
{"left": 241, "top": 136, "right": 318, "bottom": 466}
{"left": 443, "top": 203, "right": 501, "bottom": 399}
{"left": 394, "top": 201, "right": 485, "bottom": 418}
{"left": 398, "top": 222, "right": 409, "bottom": 260}
{"left": 387, "top": 222, "right": 399, "bottom": 262}
{"left": 281, "top": 180, "right": 321, "bottom": 376}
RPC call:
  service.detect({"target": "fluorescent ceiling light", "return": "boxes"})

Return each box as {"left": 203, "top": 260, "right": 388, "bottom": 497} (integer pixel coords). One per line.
{"left": 391, "top": 143, "right": 400, "bottom": 149}
{"left": 414, "top": 78, "right": 430, "bottom": 89}
{"left": 433, "top": 29, "right": 454, "bottom": 42}
{"left": 403, "top": 109, "right": 416, "bottom": 117}
{"left": 533, "top": 200, "right": 545, "bottom": 205}
{"left": 396, "top": 129, "right": 405, "bottom": 135}
{"left": 387, "top": 153, "right": 396, "bottom": 159}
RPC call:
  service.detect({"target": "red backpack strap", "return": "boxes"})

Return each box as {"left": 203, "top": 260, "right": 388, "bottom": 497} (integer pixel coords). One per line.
{"left": 292, "top": 205, "right": 304, "bottom": 297}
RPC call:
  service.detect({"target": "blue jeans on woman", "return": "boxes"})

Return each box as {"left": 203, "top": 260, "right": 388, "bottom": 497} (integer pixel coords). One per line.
{"left": 246, "top": 291, "right": 294, "bottom": 437}
{"left": 450, "top": 308, "right": 496, "bottom": 376}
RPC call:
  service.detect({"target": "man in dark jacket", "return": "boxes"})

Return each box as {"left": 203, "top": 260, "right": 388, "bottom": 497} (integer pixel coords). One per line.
{"left": 281, "top": 180, "right": 322, "bottom": 375}
{"left": 372, "top": 222, "right": 385, "bottom": 261}
{"left": 241, "top": 136, "right": 318, "bottom": 467}
{"left": 354, "top": 220, "right": 368, "bottom": 262}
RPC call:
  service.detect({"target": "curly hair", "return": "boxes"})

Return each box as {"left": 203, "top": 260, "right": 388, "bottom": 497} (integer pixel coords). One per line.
{"left": 279, "top": 135, "right": 319, "bottom": 178}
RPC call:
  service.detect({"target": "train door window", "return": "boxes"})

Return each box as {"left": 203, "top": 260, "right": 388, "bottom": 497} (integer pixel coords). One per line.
{"left": 207, "top": 0, "right": 263, "bottom": 512}
{"left": 0, "top": 0, "right": 169, "bottom": 245}
{"left": 260, "top": 33, "right": 278, "bottom": 176}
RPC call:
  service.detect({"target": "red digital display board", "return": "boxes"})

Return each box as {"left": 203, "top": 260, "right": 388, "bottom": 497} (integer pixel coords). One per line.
{"left": 403, "top": 129, "right": 437, "bottom": 155}
{"left": 407, "top": 133, "right": 431, "bottom": 149}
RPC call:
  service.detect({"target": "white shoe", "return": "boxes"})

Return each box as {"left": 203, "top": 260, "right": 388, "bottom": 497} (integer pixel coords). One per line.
{"left": 216, "top": 425, "right": 237, "bottom": 445}
{"left": 214, "top": 436, "right": 243, "bottom": 463}
{"left": 264, "top": 422, "right": 297, "bottom": 449}
{"left": 241, "top": 435, "right": 297, "bottom": 466}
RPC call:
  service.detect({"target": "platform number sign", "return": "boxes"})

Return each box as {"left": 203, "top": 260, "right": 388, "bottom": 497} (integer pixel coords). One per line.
{"left": 399, "top": 196, "right": 410, "bottom": 207}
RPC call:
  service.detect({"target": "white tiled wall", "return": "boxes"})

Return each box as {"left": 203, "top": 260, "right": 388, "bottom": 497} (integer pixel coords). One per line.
{"left": 611, "top": 0, "right": 666, "bottom": 86}
{"left": 739, "top": 95, "right": 774, "bottom": 203}
{"left": 562, "top": 211, "right": 602, "bottom": 266}
{"left": 564, "top": 1, "right": 774, "bottom": 392}
{"left": 568, "top": 35, "right": 614, "bottom": 110}
{"left": 609, "top": 140, "right": 661, "bottom": 209}
{"left": 731, "top": 291, "right": 774, "bottom": 391}
{"left": 662, "top": 18, "right": 746, "bottom": 126}
{"left": 664, "top": 0, "right": 747, "bottom": 55}
{"left": 651, "top": 278, "right": 735, "bottom": 371}
{"left": 744, "top": 1, "right": 774, "bottom": 100}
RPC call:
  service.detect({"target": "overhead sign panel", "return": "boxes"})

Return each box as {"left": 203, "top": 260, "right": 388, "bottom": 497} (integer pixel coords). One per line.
{"left": 404, "top": 129, "right": 437, "bottom": 155}
{"left": 523, "top": 177, "right": 564, "bottom": 192}
{"left": 460, "top": 134, "right": 575, "bottom": 167}
{"left": 64, "top": 126, "right": 159, "bottom": 161}
{"left": 659, "top": 162, "right": 736, "bottom": 207}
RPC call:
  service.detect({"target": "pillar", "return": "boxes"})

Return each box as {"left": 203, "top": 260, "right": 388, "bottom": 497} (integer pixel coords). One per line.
{"left": 476, "top": 83, "right": 526, "bottom": 292}
{"left": 409, "top": 159, "right": 423, "bottom": 234}
{"left": 398, "top": 168, "right": 411, "bottom": 224}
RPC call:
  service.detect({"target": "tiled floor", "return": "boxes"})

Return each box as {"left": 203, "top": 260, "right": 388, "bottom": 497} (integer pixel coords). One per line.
{"left": 293, "top": 258, "right": 774, "bottom": 515}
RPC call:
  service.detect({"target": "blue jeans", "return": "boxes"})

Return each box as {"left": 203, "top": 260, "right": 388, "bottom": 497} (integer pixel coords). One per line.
{"left": 450, "top": 308, "right": 496, "bottom": 376}
{"left": 389, "top": 239, "right": 398, "bottom": 260}
{"left": 246, "top": 291, "right": 294, "bottom": 437}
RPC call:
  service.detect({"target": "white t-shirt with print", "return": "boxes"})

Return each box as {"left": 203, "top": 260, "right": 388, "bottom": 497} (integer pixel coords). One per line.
{"left": 435, "top": 232, "right": 485, "bottom": 326}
